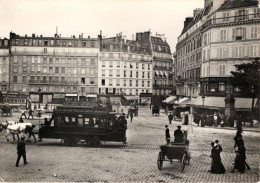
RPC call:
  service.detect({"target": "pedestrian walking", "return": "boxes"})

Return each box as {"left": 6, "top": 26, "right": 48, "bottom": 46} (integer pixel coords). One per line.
{"left": 209, "top": 139, "right": 225, "bottom": 174}
{"left": 16, "top": 136, "right": 28, "bottom": 167}
{"left": 28, "top": 108, "right": 34, "bottom": 119}
{"left": 168, "top": 113, "right": 173, "bottom": 124}
{"left": 130, "top": 112, "right": 133, "bottom": 122}
{"left": 213, "top": 112, "right": 218, "bottom": 127}
{"left": 21, "top": 110, "right": 27, "bottom": 119}
{"left": 184, "top": 113, "right": 189, "bottom": 125}
{"left": 165, "top": 125, "right": 170, "bottom": 142}
{"left": 25, "top": 125, "right": 37, "bottom": 143}
{"left": 230, "top": 149, "right": 245, "bottom": 174}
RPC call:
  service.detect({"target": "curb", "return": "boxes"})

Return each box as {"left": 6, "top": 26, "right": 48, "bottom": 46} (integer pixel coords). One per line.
{"left": 190, "top": 124, "right": 260, "bottom": 133}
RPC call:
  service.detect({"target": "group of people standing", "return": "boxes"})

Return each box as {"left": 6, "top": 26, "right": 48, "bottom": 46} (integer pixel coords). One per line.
{"left": 209, "top": 129, "right": 250, "bottom": 174}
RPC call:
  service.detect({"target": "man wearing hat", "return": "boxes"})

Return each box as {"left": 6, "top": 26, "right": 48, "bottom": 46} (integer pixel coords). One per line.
{"left": 165, "top": 125, "right": 170, "bottom": 143}
{"left": 174, "top": 126, "right": 184, "bottom": 142}
{"left": 16, "top": 136, "right": 28, "bottom": 167}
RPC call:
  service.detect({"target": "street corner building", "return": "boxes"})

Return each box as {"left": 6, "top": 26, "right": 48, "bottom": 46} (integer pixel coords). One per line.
{"left": 174, "top": 0, "right": 260, "bottom": 117}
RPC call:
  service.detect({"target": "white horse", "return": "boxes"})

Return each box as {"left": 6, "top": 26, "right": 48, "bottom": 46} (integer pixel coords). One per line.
{"left": 2, "top": 121, "right": 32, "bottom": 142}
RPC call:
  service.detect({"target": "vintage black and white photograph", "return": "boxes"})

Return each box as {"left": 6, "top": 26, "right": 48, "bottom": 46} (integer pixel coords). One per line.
{"left": 0, "top": 0, "right": 259, "bottom": 182}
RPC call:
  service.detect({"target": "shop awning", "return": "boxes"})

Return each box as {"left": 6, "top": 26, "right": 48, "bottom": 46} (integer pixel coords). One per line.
{"left": 165, "top": 72, "right": 168, "bottom": 77}
{"left": 86, "top": 94, "right": 97, "bottom": 98}
{"left": 187, "top": 96, "right": 258, "bottom": 111}
{"left": 53, "top": 93, "right": 65, "bottom": 98}
{"left": 163, "top": 96, "right": 177, "bottom": 104}
{"left": 155, "top": 71, "right": 159, "bottom": 76}
{"left": 124, "top": 96, "right": 139, "bottom": 101}
{"left": 174, "top": 97, "right": 190, "bottom": 105}
{"left": 65, "top": 93, "right": 78, "bottom": 97}
{"left": 160, "top": 71, "right": 164, "bottom": 75}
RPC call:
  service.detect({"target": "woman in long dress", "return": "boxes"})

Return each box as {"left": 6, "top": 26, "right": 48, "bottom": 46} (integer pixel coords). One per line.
{"left": 210, "top": 141, "right": 226, "bottom": 174}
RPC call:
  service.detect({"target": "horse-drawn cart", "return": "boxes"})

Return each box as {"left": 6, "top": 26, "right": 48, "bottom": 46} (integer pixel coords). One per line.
{"left": 157, "top": 141, "right": 190, "bottom": 172}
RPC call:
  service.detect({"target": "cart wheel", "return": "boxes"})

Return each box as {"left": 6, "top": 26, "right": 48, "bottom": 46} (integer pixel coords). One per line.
{"left": 181, "top": 153, "right": 187, "bottom": 173}
{"left": 157, "top": 151, "right": 163, "bottom": 170}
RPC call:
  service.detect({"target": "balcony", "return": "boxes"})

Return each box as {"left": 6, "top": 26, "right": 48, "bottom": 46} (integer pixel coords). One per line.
{"left": 153, "top": 66, "right": 172, "bottom": 70}
{"left": 11, "top": 50, "right": 99, "bottom": 57}
{"left": 202, "top": 13, "right": 260, "bottom": 31}
{"left": 28, "top": 80, "right": 79, "bottom": 85}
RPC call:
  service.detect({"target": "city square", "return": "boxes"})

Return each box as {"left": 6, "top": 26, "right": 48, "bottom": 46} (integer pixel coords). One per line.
{"left": 0, "top": 0, "right": 260, "bottom": 182}
{"left": 0, "top": 108, "right": 259, "bottom": 182}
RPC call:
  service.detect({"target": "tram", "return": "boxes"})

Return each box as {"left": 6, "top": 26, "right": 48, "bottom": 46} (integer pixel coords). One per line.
{"left": 38, "top": 103, "right": 127, "bottom": 146}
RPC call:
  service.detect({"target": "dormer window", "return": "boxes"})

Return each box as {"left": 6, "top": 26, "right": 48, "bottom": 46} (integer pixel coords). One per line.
{"left": 44, "top": 40, "right": 48, "bottom": 46}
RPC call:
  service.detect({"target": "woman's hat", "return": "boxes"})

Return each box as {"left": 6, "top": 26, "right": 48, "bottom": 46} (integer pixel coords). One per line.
{"left": 215, "top": 139, "right": 219, "bottom": 143}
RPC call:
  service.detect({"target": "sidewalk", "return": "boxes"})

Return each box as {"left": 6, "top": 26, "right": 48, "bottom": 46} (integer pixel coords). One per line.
{"left": 189, "top": 121, "right": 260, "bottom": 133}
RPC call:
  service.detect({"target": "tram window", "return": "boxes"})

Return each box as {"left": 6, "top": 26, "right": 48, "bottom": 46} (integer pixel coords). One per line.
{"left": 71, "top": 117, "right": 76, "bottom": 123}
{"left": 78, "top": 118, "right": 84, "bottom": 127}
{"left": 65, "top": 117, "right": 69, "bottom": 123}
{"left": 84, "top": 118, "right": 89, "bottom": 125}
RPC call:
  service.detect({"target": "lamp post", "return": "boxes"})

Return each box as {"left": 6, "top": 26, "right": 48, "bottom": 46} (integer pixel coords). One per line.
{"left": 38, "top": 87, "right": 41, "bottom": 109}
{"left": 201, "top": 95, "right": 205, "bottom": 127}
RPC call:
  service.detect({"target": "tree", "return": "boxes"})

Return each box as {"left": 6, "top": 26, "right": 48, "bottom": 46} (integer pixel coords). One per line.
{"left": 230, "top": 59, "right": 260, "bottom": 126}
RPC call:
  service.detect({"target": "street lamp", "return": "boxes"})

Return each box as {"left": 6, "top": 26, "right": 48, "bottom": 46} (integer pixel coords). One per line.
{"left": 38, "top": 87, "right": 41, "bottom": 109}
{"left": 202, "top": 95, "right": 205, "bottom": 116}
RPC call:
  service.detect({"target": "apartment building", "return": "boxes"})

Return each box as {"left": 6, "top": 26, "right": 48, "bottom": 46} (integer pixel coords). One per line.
{"left": 9, "top": 32, "right": 100, "bottom": 96}
{"left": 0, "top": 38, "right": 9, "bottom": 92}
{"left": 99, "top": 34, "right": 153, "bottom": 95}
{"left": 136, "top": 32, "right": 173, "bottom": 96}
{"left": 200, "top": 0, "right": 260, "bottom": 97}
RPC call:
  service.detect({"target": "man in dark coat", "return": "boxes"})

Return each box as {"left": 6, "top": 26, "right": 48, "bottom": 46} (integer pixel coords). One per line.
{"left": 168, "top": 113, "right": 173, "bottom": 124}
{"left": 25, "top": 125, "right": 37, "bottom": 143}
{"left": 165, "top": 125, "right": 170, "bottom": 142}
{"left": 130, "top": 112, "right": 133, "bottom": 122}
{"left": 16, "top": 136, "right": 28, "bottom": 167}
{"left": 28, "top": 108, "right": 34, "bottom": 119}
{"left": 174, "top": 126, "right": 184, "bottom": 142}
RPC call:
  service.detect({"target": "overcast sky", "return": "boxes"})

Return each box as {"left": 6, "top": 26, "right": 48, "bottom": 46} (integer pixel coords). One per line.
{"left": 0, "top": 0, "right": 204, "bottom": 52}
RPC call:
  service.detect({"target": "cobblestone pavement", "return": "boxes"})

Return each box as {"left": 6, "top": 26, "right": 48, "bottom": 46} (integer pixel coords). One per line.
{"left": 0, "top": 108, "right": 259, "bottom": 182}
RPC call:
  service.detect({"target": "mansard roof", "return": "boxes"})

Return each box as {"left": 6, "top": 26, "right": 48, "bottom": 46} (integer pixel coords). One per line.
{"left": 218, "top": 0, "right": 259, "bottom": 11}
{"left": 151, "top": 36, "right": 170, "bottom": 47}
{"left": 180, "top": 2, "right": 213, "bottom": 35}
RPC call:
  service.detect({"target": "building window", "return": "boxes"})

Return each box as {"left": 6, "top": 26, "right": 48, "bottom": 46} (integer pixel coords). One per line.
{"left": 142, "top": 64, "right": 144, "bottom": 69}
{"left": 148, "top": 64, "right": 150, "bottom": 70}
{"left": 147, "top": 81, "right": 150, "bottom": 87}
{"left": 55, "top": 67, "right": 59, "bottom": 73}
{"left": 13, "top": 76, "right": 17, "bottom": 83}
{"left": 136, "top": 63, "right": 139, "bottom": 69}
{"left": 81, "top": 68, "right": 85, "bottom": 74}
{"left": 22, "top": 76, "right": 27, "bottom": 82}
{"left": 91, "top": 41, "right": 95, "bottom": 47}
{"left": 101, "top": 79, "right": 105, "bottom": 86}
{"left": 232, "top": 27, "right": 246, "bottom": 40}
{"left": 90, "top": 59, "right": 95, "bottom": 65}
{"left": 219, "top": 82, "right": 225, "bottom": 92}
{"left": 43, "top": 48, "right": 47, "bottom": 53}
{"left": 49, "top": 58, "right": 53, "bottom": 64}
{"left": 124, "top": 80, "right": 126, "bottom": 86}
{"left": 117, "top": 70, "right": 120, "bottom": 77}
{"left": 102, "top": 61, "right": 105, "bottom": 67}
{"left": 142, "top": 81, "right": 144, "bottom": 87}
{"left": 136, "top": 80, "right": 138, "bottom": 86}
{"left": 109, "top": 70, "right": 113, "bottom": 77}
{"left": 37, "top": 66, "right": 41, "bottom": 73}
{"left": 129, "top": 80, "right": 132, "bottom": 86}
{"left": 43, "top": 66, "right": 47, "bottom": 73}
{"left": 90, "top": 77, "right": 94, "bottom": 84}
{"left": 219, "top": 65, "right": 225, "bottom": 76}
{"left": 130, "top": 71, "right": 132, "bottom": 77}
{"left": 148, "top": 72, "right": 150, "bottom": 78}
{"left": 220, "top": 30, "right": 226, "bottom": 41}
{"left": 49, "top": 67, "right": 53, "bottom": 73}
{"left": 251, "top": 27, "right": 257, "bottom": 39}
{"left": 82, "top": 42, "right": 86, "bottom": 47}
{"left": 116, "top": 79, "right": 120, "bottom": 86}
{"left": 142, "top": 72, "right": 144, "bottom": 78}
{"left": 109, "top": 53, "right": 113, "bottom": 58}
{"left": 109, "top": 61, "right": 113, "bottom": 67}
{"left": 136, "top": 72, "right": 138, "bottom": 77}
{"left": 117, "top": 61, "right": 120, "bottom": 68}
{"left": 223, "top": 12, "right": 230, "bottom": 22}
{"left": 254, "top": 8, "right": 260, "bottom": 18}
{"left": 109, "top": 79, "right": 112, "bottom": 86}
{"left": 81, "top": 78, "right": 85, "bottom": 84}
{"left": 102, "top": 70, "right": 105, "bottom": 76}
{"left": 61, "top": 67, "right": 65, "bottom": 73}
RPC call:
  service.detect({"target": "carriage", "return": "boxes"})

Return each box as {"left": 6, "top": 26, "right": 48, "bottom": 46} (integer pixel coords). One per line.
{"left": 157, "top": 134, "right": 190, "bottom": 172}
{"left": 38, "top": 103, "right": 127, "bottom": 146}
